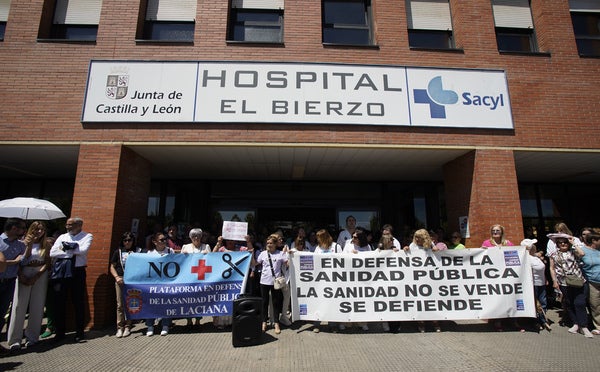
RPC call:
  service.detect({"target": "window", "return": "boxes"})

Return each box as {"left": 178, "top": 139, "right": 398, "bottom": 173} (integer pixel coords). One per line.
{"left": 406, "top": 0, "right": 454, "bottom": 49}
{"left": 322, "top": 0, "right": 372, "bottom": 45}
{"left": 49, "top": 0, "right": 102, "bottom": 40}
{"left": 492, "top": 0, "right": 537, "bottom": 52}
{"left": 228, "top": 0, "right": 284, "bottom": 43}
{"left": 570, "top": 0, "right": 600, "bottom": 56}
{"left": 141, "top": 0, "right": 196, "bottom": 41}
{"left": 0, "top": 0, "right": 10, "bottom": 40}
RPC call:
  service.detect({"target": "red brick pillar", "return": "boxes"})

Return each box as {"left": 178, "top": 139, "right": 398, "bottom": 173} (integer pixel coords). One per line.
{"left": 71, "top": 144, "right": 151, "bottom": 329}
{"left": 443, "top": 149, "right": 523, "bottom": 248}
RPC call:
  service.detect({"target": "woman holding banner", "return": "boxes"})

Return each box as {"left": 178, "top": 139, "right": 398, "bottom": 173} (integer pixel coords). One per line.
{"left": 254, "top": 234, "right": 288, "bottom": 334}
{"left": 145, "top": 232, "right": 175, "bottom": 336}
{"left": 481, "top": 225, "right": 514, "bottom": 248}
{"left": 110, "top": 232, "right": 142, "bottom": 338}
{"left": 404, "top": 229, "right": 441, "bottom": 332}
{"left": 312, "top": 229, "right": 343, "bottom": 332}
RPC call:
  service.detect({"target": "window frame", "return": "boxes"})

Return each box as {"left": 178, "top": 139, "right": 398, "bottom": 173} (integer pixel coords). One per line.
{"left": 406, "top": 0, "right": 455, "bottom": 50}
{"left": 322, "top": 0, "right": 374, "bottom": 46}
{"left": 38, "top": 0, "right": 101, "bottom": 41}
{"left": 570, "top": 11, "right": 600, "bottom": 57}
{"left": 492, "top": 0, "right": 537, "bottom": 53}
{"left": 227, "top": 7, "right": 284, "bottom": 44}
{"left": 138, "top": 0, "right": 196, "bottom": 43}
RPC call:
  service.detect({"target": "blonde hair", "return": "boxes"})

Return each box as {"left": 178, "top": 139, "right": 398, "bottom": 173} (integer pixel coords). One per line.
{"left": 25, "top": 221, "right": 50, "bottom": 259}
{"left": 379, "top": 233, "right": 394, "bottom": 250}
{"left": 413, "top": 229, "right": 433, "bottom": 249}
{"left": 490, "top": 224, "right": 510, "bottom": 245}
{"left": 316, "top": 229, "right": 333, "bottom": 249}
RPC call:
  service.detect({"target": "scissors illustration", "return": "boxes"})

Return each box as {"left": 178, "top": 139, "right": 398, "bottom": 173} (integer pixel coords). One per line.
{"left": 222, "top": 253, "right": 249, "bottom": 279}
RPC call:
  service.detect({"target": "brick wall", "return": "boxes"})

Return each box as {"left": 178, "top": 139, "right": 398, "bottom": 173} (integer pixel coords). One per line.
{"left": 0, "top": 0, "right": 598, "bottom": 148}
{"left": 71, "top": 144, "right": 150, "bottom": 328}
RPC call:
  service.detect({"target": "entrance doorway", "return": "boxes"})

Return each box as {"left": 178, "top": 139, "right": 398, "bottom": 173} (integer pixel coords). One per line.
{"left": 258, "top": 207, "right": 336, "bottom": 240}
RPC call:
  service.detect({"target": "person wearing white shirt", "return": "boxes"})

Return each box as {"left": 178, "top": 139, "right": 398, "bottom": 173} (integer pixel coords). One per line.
{"left": 337, "top": 215, "right": 356, "bottom": 248}
{"left": 49, "top": 217, "right": 93, "bottom": 342}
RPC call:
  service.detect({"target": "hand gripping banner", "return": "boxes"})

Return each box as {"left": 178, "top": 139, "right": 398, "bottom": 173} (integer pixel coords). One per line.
{"left": 123, "top": 252, "right": 251, "bottom": 319}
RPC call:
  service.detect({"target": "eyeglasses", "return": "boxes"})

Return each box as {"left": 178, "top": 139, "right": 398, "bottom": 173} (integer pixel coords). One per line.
{"left": 491, "top": 230, "right": 502, "bottom": 233}
{"left": 158, "top": 238, "right": 167, "bottom": 242}
{"left": 557, "top": 240, "right": 569, "bottom": 245}
{"left": 123, "top": 239, "right": 132, "bottom": 242}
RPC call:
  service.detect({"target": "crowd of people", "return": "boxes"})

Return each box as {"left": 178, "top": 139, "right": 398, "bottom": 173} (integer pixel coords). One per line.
{"left": 1, "top": 216, "right": 600, "bottom": 354}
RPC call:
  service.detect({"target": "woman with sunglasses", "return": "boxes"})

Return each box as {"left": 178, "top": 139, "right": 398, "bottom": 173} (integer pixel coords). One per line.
{"left": 549, "top": 233, "right": 592, "bottom": 338}
{"left": 145, "top": 232, "right": 175, "bottom": 336}
{"left": 481, "top": 224, "right": 514, "bottom": 248}
{"left": 110, "top": 232, "right": 142, "bottom": 338}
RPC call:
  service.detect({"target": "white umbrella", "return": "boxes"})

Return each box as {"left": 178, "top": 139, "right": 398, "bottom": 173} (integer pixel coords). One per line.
{"left": 0, "top": 197, "right": 66, "bottom": 220}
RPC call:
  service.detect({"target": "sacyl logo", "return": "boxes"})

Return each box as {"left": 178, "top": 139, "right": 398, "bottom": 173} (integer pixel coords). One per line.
{"left": 413, "top": 76, "right": 458, "bottom": 119}
{"left": 414, "top": 76, "right": 506, "bottom": 119}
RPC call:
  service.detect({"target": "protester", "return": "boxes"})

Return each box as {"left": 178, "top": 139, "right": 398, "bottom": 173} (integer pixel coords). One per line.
{"left": 145, "top": 232, "right": 174, "bottom": 336}
{"left": 579, "top": 232, "right": 600, "bottom": 335}
{"left": 7, "top": 221, "right": 50, "bottom": 350}
{"left": 50, "top": 217, "right": 93, "bottom": 342}
{"left": 548, "top": 233, "right": 592, "bottom": 338}
{"left": 254, "top": 234, "right": 287, "bottom": 334}
{"left": 110, "top": 232, "right": 142, "bottom": 338}
{"left": 522, "top": 238, "right": 551, "bottom": 331}
{"left": 337, "top": 215, "right": 357, "bottom": 248}
{"left": 448, "top": 232, "right": 465, "bottom": 249}
{"left": 0, "top": 218, "right": 26, "bottom": 341}
{"left": 481, "top": 224, "right": 514, "bottom": 248}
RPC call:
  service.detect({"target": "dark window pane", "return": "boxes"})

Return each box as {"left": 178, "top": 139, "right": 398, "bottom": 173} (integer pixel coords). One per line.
{"left": 228, "top": 9, "right": 282, "bottom": 42}
{"left": 143, "top": 22, "right": 194, "bottom": 41}
{"left": 571, "top": 13, "right": 600, "bottom": 37}
{"left": 324, "top": 1, "right": 367, "bottom": 25}
{"left": 322, "top": 0, "right": 371, "bottom": 45}
{"left": 571, "top": 12, "right": 600, "bottom": 56}
{"left": 0, "top": 22, "right": 5, "bottom": 39}
{"left": 323, "top": 27, "right": 369, "bottom": 45}
{"left": 496, "top": 28, "right": 533, "bottom": 52}
{"left": 50, "top": 25, "right": 98, "bottom": 40}
{"left": 408, "top": 30, "right": 452, "bottom": 49}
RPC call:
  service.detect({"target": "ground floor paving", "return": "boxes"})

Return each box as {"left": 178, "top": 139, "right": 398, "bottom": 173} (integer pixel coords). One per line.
{"left": 1, "top": 308, "right": 598, "bottom": 371}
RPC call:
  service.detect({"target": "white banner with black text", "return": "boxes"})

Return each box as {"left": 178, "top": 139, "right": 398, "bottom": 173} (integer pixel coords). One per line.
{"left": 290, "top": 247, "right": 535, "bottom": 322}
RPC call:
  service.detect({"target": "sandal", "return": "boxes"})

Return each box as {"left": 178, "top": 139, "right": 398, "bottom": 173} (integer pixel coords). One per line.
{"left": 274, "top": 323, "right": 281, "bottom": 334}
{"left": 262, "top": 322, "right": 267, "bottom": 332}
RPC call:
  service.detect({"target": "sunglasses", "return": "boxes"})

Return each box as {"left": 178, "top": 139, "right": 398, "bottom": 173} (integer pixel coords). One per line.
{"left": 158, "top": 238, "right": 167, "bottom": 242}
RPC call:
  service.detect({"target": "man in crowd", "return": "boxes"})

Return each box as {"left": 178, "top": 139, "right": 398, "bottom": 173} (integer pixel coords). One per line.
{"left": 50, "top": 217, "right": 93, "bottom": 342}
{"left": 0, "top": 218, "right": 26, "bottom": 339}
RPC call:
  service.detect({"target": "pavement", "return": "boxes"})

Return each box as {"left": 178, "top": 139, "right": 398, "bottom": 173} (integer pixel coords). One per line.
{"left": 1, "top": 308, "right": 599, "bottom": 372}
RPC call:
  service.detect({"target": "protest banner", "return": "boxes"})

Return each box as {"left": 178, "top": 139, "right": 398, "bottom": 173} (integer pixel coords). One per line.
{"left": 290, "top": 247, "right": 535, "bottom": 322}
{"left": 123, "top": 252, "right": 251, "bottom": 319}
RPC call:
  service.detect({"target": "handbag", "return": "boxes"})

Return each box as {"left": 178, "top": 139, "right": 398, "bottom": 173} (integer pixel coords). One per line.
{"left": 565, "top": 274, "right": 584, "bottom": 288}
{"left": 274, "top": 276, "right": 287, "bottom": 290}
{"left": 268, "top": 252, "right": 288, "bottom": 291}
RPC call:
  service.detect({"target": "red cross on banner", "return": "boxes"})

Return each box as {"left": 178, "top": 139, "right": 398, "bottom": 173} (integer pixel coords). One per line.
{"left": 191, "top": 259, "right": 212, "bottom": 280}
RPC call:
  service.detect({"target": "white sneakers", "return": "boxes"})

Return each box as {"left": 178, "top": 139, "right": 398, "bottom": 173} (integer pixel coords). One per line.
{"left": 146, "top": 326, "right": 154, "bottom": 336}
{"left": 568, "top": 324, "right": 594, "bottom": 338}
{"left": 160, "top": 325, "right": 169, "bottom": 336}
{"left": 116, "top": 327, "right": 131, "bottom": 338}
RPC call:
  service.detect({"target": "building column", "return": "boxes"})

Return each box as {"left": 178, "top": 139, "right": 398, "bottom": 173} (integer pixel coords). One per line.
{"left": 71, "top": 144, "right": 151, "bottom": 329}
{"left": 443, "top": 149, "right": 523, "bottom": 247}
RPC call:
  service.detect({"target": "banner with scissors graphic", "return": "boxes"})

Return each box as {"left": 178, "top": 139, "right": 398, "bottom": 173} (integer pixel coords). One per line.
{"left": 123, "top": 252, "right": 251, "bottom": 319}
